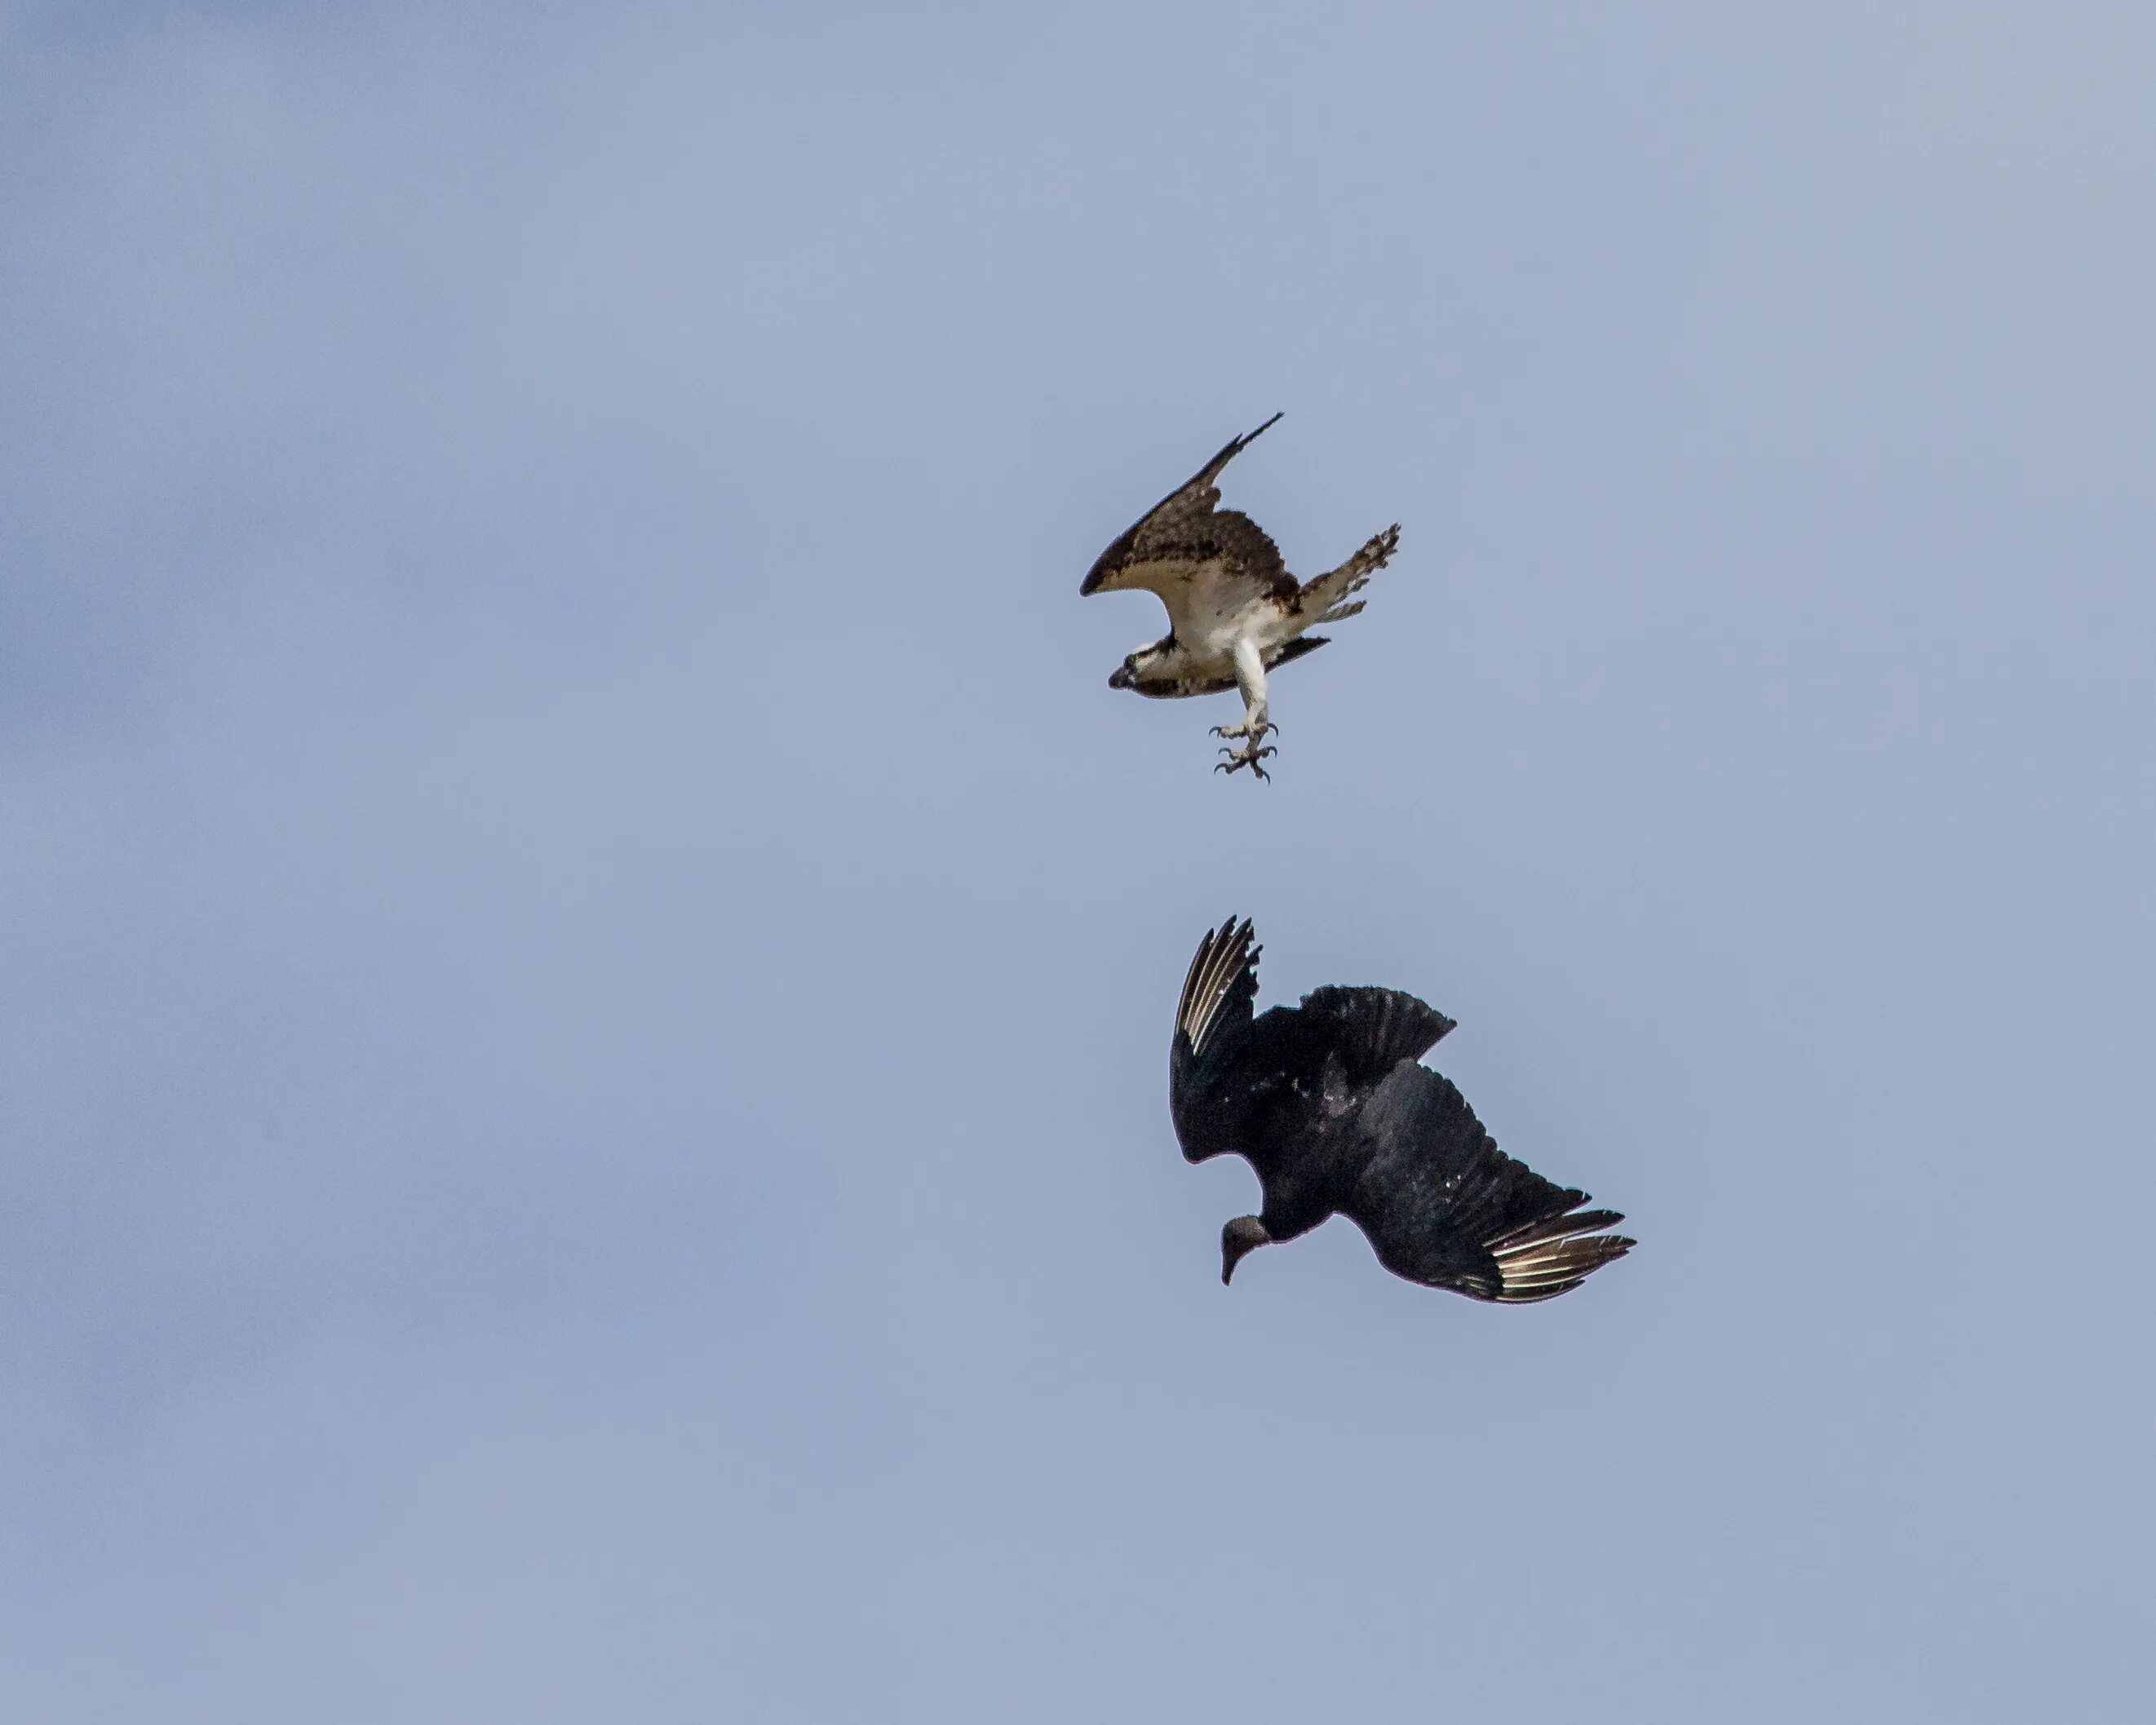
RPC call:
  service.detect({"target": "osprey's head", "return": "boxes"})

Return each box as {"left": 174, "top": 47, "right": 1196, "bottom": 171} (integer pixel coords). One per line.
{"left": 1220, "top": 1215, "right": 1272, "bottom": 1285}
{"left": 1109, "top": 639, "right": 1173, "bottom": 692}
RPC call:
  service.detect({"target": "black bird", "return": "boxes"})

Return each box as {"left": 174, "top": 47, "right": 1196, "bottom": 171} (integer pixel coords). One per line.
{"left": 1171, "top": 918, "right": 1635, "bottom": 1299}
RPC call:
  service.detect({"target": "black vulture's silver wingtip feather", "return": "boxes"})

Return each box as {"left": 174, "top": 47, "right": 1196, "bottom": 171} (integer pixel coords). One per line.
{"left": 1488, "top": 1211, "right": 1636, "bottom": 1303}
{"left": 1176, "top": 916, "right": 1260, "bottom": 1058}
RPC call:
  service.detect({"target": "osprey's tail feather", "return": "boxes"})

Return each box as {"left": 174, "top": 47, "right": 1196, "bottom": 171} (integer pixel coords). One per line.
{"left": 1297, "top": 524, "right": 1400, "bottom": 625}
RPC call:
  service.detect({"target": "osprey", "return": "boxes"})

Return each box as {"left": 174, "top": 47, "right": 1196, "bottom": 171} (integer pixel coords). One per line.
{"left": 1171, "top": 918, "right": 1636, "bottom": 1301}
{"left": 1080, "top": 414, "right": 1400, "bottom": 780}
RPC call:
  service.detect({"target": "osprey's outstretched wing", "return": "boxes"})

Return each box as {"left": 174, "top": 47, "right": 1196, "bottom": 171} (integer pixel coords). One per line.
{"left": 1169, "top": 916, "right": 1263, "bottom": 1164}
{"left": 1341, "top": 1063, "right": 1633, "bottom": 1303}
{"left": 1295, "top": 523, "right": 1401, "bottom": 626}
{"left": 1081, "top": 417, "right": 1298, "bottom": 642}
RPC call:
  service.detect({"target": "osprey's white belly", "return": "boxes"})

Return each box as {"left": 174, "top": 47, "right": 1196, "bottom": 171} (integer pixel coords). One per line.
{"left": 1177, "top": 593, "right": 1299, "bottom": 675}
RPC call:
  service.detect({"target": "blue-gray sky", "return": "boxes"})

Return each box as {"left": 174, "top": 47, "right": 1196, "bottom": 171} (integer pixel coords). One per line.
{"left": 5, "top": 2, "right": 2153, "bottom": 1718}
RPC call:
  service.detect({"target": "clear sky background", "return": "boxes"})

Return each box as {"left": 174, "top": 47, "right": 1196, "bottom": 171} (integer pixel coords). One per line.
{"left": 5, "top": 3, "right": 2153, "bottom": 1719}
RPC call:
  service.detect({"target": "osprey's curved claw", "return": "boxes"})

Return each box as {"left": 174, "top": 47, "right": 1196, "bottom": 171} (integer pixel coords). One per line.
{"left": 1215, "top": 743, "right": 1277, "bottom": 782}
{"left": 1210, "top": 720, "right": 1279, "bottom": 741}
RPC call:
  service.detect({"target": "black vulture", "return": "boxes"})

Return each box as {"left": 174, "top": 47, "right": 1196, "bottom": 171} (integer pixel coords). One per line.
{"left": 1171, "top": 918, "right": 1635, "bottom": 1300}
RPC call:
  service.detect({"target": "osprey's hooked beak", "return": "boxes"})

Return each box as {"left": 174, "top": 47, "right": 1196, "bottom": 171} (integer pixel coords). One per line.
{"left": 1109, "top": 662, "right": 1136, "bottom": 691}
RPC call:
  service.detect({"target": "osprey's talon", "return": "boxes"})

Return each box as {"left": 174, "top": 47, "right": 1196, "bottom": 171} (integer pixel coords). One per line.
{"left": 1214, "top": 741, "right": 1277, "bottom": 781}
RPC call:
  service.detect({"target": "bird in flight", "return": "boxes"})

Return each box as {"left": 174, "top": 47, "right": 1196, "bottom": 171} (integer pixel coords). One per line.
{"left": 1170, "top": 918, "right": 1635, "bottom": 1300}
{"left": 1080, "top": 414, "right": 1400, "bottom": 781}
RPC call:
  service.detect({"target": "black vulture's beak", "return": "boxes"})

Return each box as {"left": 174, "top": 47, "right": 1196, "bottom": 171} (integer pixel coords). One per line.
{"left": 1221, "top": 1217, "right": 1268, "bottom": 1285}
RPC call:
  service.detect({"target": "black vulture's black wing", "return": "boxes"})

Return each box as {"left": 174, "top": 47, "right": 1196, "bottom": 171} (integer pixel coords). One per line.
{"left": 1341, "top": 1063, "right": 1633, "bottom": 1303}
{"left": 1293, "top": 985, "right": 1456, "bottom": 1088}
{"left": 1169, "top": 917, "right": 1263, "bottom": 1163}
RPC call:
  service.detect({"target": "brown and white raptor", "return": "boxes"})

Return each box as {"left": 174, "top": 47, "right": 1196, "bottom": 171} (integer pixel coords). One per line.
{"left": 1079, "top": 413, "right": 1400, "bottom": 781}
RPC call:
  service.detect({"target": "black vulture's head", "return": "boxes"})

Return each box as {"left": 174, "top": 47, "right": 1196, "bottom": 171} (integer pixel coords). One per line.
{"left": 1220, "top": 1216, "right": 1272, "bottom": 1285}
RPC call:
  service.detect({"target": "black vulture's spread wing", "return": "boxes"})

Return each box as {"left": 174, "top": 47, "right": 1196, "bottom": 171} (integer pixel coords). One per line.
{"left": 1343, "top": 1063, "right": 1633, "bottom": 1303}
{"left": 1170, "top": 917, "right": 1263, "bottom": 1163}
{"left": 1293, "top": 985, "right": 1457, "bottom": 1089}
{"left": 1080, "top": 416, "right": 1297, "bottom": 642}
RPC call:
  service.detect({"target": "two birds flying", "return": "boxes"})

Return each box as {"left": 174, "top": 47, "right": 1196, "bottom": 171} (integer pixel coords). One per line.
{"left": 1079, "top": 420, "right": 1634, "bottom": 1304}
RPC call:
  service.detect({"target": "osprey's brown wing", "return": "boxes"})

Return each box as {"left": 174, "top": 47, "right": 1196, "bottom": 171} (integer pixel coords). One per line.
{"left": 1079, "top": 416, "right": 1297, "bottom": 636}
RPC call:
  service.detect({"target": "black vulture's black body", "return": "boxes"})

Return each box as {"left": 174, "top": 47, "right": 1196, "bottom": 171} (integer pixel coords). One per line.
{"left": 1171, "top": 919, "right": 1634, "bottom": 1302}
